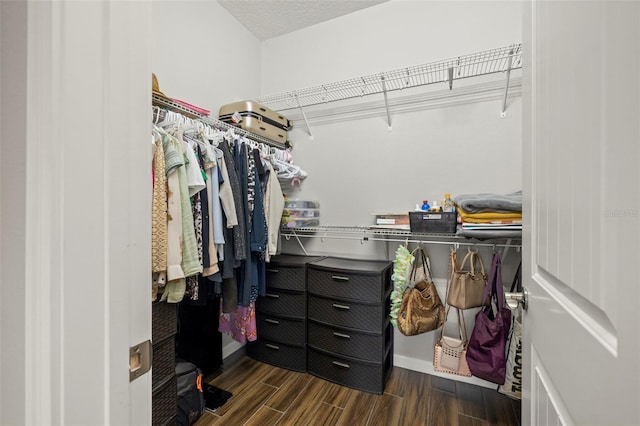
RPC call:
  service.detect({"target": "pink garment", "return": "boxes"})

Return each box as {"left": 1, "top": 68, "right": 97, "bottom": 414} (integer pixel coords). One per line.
{"left": 218, "top": 301, "right": 257, "bottom": 344}
{"left": 171, "top": 98, "right": 211, "bottom": 116}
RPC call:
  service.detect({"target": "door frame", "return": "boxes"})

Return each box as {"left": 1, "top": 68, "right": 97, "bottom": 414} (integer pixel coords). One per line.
{"left": 1, "top": 1, "right": 152, "bottom": 424}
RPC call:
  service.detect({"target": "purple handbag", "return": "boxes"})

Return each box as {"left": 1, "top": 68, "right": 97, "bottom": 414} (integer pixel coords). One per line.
{"left": 466, "top": 253, "right": 512, "bottom": 385}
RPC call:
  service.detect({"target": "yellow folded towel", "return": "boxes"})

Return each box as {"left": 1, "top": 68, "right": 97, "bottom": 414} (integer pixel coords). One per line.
{"left": 457, "top": 207, "right": 522, "bottom": 223}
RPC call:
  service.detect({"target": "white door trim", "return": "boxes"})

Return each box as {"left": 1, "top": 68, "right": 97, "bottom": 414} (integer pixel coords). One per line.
{"left": 1, "top": 1, "right": 152, "bottom": 424}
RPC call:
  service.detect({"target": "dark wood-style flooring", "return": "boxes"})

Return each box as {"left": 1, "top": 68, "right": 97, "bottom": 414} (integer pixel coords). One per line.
{"left": 194, "top": 356, "right": 520, "bottom": 426}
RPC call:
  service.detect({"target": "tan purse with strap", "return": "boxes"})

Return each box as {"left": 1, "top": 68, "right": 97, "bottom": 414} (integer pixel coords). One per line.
{"left": 397, "top": 247, "right": 446, "bottom": 336}
{"left": 434, "top": 250, "right": 472, "bottom": 376}
{"left": 446, "top": 250, "right": 489, "bottom": 309}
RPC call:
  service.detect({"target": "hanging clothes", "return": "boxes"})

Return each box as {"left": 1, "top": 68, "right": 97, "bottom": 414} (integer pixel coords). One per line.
{"left": 264, "top": 161, "right": 285, "bottom": 262}
{"left": 151, "top": 137, "right": 168, "bottom": 300}
{"left": 151, "top": 105, "right": 306, "bottom": 345}
{"left": 220, "top": 138, "right": 246, "bottom": 261}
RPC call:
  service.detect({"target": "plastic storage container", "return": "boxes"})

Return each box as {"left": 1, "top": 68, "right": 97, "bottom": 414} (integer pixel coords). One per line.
{"left": 409, "top": 211, "right": 457, "bottom": 233}
{"left": 282, "top": 200, "right": 320, "bottom": 228}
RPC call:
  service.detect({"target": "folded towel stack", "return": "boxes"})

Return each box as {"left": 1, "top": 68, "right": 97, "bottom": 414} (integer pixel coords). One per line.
{"left": 454, "top": 191, "right": 523, "bottom": 238}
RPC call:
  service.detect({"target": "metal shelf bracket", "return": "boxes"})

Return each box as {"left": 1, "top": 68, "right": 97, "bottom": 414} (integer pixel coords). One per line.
{"left": 294, "top": 92, "right": 314, "bottom": 140}
{"left": 381, "top": 74, "right": 392, "bottom": 130}
{"left": 501, "top": 48, "right": 516, "bottom": 117}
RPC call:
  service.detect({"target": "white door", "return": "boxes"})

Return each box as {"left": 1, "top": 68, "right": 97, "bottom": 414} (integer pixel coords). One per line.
{"left": 0, "top": 1, "right": 152, "bottom": 424}
{"left": 522, "top": 1, "right": 640, "bottom": 425}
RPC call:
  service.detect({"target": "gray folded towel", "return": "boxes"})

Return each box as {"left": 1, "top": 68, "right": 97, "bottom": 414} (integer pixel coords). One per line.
{"left": 454, "top": 191, "right": 522, "bottom": 213}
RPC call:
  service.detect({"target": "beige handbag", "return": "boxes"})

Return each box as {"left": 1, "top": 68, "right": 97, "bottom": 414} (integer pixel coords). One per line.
{"left": 446, "top": 251, "right": 489, "bottom": 309}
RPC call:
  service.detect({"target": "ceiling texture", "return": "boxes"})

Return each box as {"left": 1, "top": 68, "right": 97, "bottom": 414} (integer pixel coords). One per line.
{"left": 217, "top": 0, "right": 389, "bottom": 40}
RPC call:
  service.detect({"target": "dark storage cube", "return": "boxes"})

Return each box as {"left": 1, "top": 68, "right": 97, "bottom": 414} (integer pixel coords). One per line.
{"left": 264, "top": 265, "right": 306, "bottom": 291}
{"left": 152, "top": 301, "right": 177, "bottom": 343}
{"left": 308, "top": 319, "right": 392, "bottom": 362}
{"left": 152, "top": 375, "right": 177, "bottom": 426}
{"left": 307, "top": 346, "right": 392, "bottom": 395}
{"left": 306, "top": 257, "right": 393, "bottom": 394}
{"left": 308, "top": 294, "right": 390, "bottom": 332}
{"left": 246, "top": 338, "right": 307, "bottom": 372}
{"left": 307, "top": 258, "right": 392, "bottom": 303}
{"left": 152, "top": 336, "right": 176, "bottom": 389}
{"left": 256, "top": 289, "right": 306, "bottom": 318}
{"left": 409, "top": 211, "right": 457, "bottom": 233}
{"left": 256, "top": 313, "right": 306, "bottom": 347}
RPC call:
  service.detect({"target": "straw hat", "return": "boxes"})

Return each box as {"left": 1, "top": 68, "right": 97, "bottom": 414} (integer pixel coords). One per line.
{"left": 152, "top": 73, "right": 171, "bottom": 101}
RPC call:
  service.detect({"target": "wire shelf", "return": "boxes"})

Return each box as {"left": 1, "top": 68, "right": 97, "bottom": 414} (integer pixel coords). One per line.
{"left": 281, "top": 225, "right": 521, "bottom": 247}
{"left": 152, "top": 94, "right": 287, "bottom": 150}
{"left": 256, "top": 44, "right": 522, "bottom": 112}
{"left": 152, "top": 94, "right": 206, "bottom": 119}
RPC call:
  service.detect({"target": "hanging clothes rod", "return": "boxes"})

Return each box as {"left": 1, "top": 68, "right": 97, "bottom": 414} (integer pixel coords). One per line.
{"left": 199, "top": 116, "right": 287, "bottom": 150}
{"left": 281, "top": 226, "right": 521, "bottom": 249}
{"left": 255, "top": 44, "right": 522, "bottom": 113}
{"left": 152, "top": 94, "right": 287, "bottom": 150}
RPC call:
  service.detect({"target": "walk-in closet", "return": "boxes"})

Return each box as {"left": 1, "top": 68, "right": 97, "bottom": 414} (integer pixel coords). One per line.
{"left": 151, "top": 1, "right": 525, "bottom": 424}
{"left": 2, "top": 1, "right": 638, "bottom": 425}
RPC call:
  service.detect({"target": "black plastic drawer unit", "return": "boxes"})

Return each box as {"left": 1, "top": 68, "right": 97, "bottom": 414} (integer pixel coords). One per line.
{"left": 307, "top": 257, "right": 393, "bottom": 394}
{"left": 247, "top": 255, "right": 324, "bottom": 372}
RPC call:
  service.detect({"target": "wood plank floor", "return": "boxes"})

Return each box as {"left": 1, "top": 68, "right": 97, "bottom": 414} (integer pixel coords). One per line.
{"left": 194, "top": 356, "right": 520, "bottom": 426}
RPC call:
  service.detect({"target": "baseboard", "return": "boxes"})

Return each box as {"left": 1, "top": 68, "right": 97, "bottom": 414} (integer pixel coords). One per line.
{"left": 393, "top": 354, "right": 497, "bottom": 390}
{"left": 222, "top": 342, "right": 497, "bottom": 390}
{"left": 222, "top": 340, "right": 245, "bottom": 361}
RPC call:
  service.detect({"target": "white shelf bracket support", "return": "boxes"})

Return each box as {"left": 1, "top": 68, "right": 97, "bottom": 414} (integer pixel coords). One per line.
{"left": 291, "top": 230, "right": 309, "bottom": 256}
{"left": 294, "top": 92, "right": 314, "bottom": 140}
{"left": 501, "top": 48, "right": 515, "bottom": 118}
{"left": 502, "top": 238, "right": 513, "bottom": 262}
{"left": 380, "top": 75, "right": 392, "bottom": 130}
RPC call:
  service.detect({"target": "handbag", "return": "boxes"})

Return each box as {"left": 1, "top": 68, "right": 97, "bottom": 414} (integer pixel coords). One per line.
{"left": 397, "top": 247, "right": 445, "bottom": 336}
{"left": 447, "top": 250, "right": 489, "bottom": 309}
{"left": 498, "top": 261, "right": 523, "bottom": 399}
{"left": 466, "top": 253, "right": 512, "bottom": 385}
{"left": 434, "top": 307, "right": 472, "bottom": 376}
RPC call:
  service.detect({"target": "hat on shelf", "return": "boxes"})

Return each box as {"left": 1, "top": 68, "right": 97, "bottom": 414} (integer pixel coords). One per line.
{"left": 152, "top": 73, "right": 172, "bottom": 102}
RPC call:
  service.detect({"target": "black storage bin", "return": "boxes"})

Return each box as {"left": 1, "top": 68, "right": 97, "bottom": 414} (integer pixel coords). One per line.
{"left": 307, "top": 345, "right": 393, "bottom": 395}
{"left": 152, "top": 376, "right": 177, "bottom": 426}
{"left": 255, "top": 313, "right": 306, "bottom": 346}
{"left": 152, "top": 336, "right": 176, "bottom": 388}
{"left": 409, "top": 211, "right": 457, "bottom": 233}
{"left": 246, "top": 338, "right": 307, "bottom": 372}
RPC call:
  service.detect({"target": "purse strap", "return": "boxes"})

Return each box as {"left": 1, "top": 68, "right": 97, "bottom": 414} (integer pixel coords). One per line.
{"left": 481, "top": 252, "right": 505, "bottom": 309}
{"left": 510, "top": 261, "right": 522, "bottom": 293}
{"left": 438, "top": 306, "right": 468, "bottom": 343}
{"left": 458, "top": 250, "right": 486, "bottom": 276}
{"left": 444, "top": 249, "right": 457, "bottom": 302}
{"left": 408, "top": 246, "right": 432, "bottom": 288}
{"left": 441, "top": 249, "right": 468, "bottom": 343}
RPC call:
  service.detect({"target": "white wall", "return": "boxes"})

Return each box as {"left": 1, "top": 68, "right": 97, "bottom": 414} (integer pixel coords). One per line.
{"left": 151, "top": 0, "right": 265, "bottom": 362}
{"left": 260, "top": 0, "right": 523, "bottom": 378}
{"left": 151, "top": 0, "right": 524, "bottom": 382}
{"left": 152, "top": 0, "right": 262, "bottom": 115}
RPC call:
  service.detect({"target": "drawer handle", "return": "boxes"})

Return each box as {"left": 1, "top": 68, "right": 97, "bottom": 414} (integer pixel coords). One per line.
{"left": 266, "top": 269, "right": 279, "bottom": 273}
{"left": 266, "top": 344, "right": 280, "bottom": 350}
{"left": 266, "top": 293, "right": 280, "bottom": 299}
{"left": 332, "top": 361, "right": 350, "bottom": 369}
{"left": 265, "top": 319, "right": 280, "bottom": 325}
{"left": 331, "top": 275, "right": 350, "bottom": 282}
{"left": 332, "top": 304, "right": 351, "bottom": 310}
{"left": 333, "top": 332, "right": 351, "bottom": 339}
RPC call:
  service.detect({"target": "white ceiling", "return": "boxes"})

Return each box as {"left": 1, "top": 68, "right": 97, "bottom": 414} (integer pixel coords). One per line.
{"left": 217, "top": 0, "right": 389, "bottom": 40}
